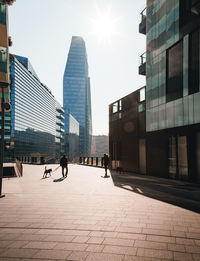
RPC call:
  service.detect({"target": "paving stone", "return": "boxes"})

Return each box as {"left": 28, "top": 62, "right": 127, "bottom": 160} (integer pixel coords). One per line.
{"left": 134, "top": 240, "right": 167, "bottom": 250}
{"left": 173, "top": 251, "right": 193, "bottom": 261}
{"left": 22, "top": 241, "right": 57, "bottom": 249}
{"left": 137, "top": 248, "right": 173, "bottom": 260}
{"left": 176, "top": 238, "right": 195, "bottom": 245}
{"left": 89, "top": 231, "right": 104, "bottom": 237}
{"left": 66, "top": 251, "right": 89, "bottom": 260}
{"left": 193, "top": 253, "right": 200, "bottom": 261}
{"left": 146, "top": 235, "right": 175, "bottom": 243}
{"left": 87, "top": 237, "right": 104, "bottom": 244}
{"left": 168, "top": 243, "right": 185, "bottom": 252}
{"left": 103, "top": 245, "right": 137, "bottom": 255}
{"left": 185, "top": 245, "right": 200, "bottom": 254}
{"left": 195, "top": 239, "right": 200, "bottom": 246}
{"left": 54, "top": 242, "right": 88, "bottom": 251}
{"left": 35, "top": 229, "right": 65, "bottom": 235}
{"left": 86, "top": 244, "right": 104, "bottom": 252}
{"left": 117, "top": 233, "right": 146, "bottom": 240}
{"left": 103, "top": 232, "right": 118, "bottom": 238}
{"left": 72, "top": 236, "right": 90, "bottom": 243}
{"left": 1, "top": 248, "right": 39, "bottom": 258}
{"left": 44, "top": 235, "right": 74, "bottom": 242}
{"left": 186, "top": 233, "right": 200, "bottom": 239}
{"left": 0, "top": 257, "right": 20, "bottom": 261}
{"left": 15, "top": 234, "right": 47, "bottom": 241}
{"left": 63, "top": 230, "right": 90, "bottom": 236}
{"left": 85, "top": 252, "right": 123, "bottom": 261}
{"left": 0, "top": 241, "right": 12, "bottom": 248}
{"left": 103, "top": 237, "right": 134, "bottom": 247}
{"left": 33, "top": 249, "right": 71, "bottom": 259}
{"left": 142, "top": 228, "right": 171, "bottom": 236}
{"left": 8, "top": 241, "right": 29, "bottom": 248}
{"left": 124, "top": 256, "right": 162, "bottom": 261}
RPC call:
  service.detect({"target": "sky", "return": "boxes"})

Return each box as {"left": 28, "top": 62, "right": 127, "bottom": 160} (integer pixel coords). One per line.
{"left": 8, "top": 0, "right": 146, "bottom": 135}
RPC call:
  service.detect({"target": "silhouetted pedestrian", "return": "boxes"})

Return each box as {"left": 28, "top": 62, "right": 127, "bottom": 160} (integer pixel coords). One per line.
{"left": 102, "top": 154, "right": 109, "bottom": 177}
{"left": 60, "top": 155, "right": 68, "bottom": 178}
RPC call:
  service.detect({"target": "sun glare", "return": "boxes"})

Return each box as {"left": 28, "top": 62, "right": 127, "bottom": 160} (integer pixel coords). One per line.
{"left": 89, "top": 5, "right": 121, "bottom": 45}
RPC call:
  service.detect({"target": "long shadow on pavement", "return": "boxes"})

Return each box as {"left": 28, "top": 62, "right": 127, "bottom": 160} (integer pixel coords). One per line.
{"left": 110, "top": 170, "right": 200, "bottom": 213}
{"left": 53, "top": 177, "right": 66, "bottom": 182}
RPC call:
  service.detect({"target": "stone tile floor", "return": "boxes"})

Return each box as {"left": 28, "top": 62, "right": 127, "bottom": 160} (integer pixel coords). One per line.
{"left": 0, "top": 164, "right": 199, "bottom": 260}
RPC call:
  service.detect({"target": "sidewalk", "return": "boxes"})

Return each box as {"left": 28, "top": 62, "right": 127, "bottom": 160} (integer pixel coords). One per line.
{"left": 0, "top": 164, "right": 200, "bottom": 261}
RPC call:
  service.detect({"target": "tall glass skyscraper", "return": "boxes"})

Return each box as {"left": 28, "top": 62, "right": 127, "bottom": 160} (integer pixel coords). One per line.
{"left": 63, "top": 36, "right": 92, "bottom": 156}
{"left": 5, "top": 54, "right": 63, "bottom": 163}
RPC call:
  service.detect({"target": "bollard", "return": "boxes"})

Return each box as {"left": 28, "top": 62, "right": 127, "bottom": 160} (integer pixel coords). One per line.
{"left": 96, "top": 157, "right": 98, "bottom": 166}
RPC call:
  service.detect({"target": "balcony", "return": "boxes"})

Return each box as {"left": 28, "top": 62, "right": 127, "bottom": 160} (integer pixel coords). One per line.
{"left": 139, "top": 7, "right": 146, "bottom": 35}
{"left": 56, "top": 114, "right": 64, "bottom": 120}
{"left": 56, "top": 107, "right": 64, "bottom": 114}
{"left": 56, "top": 128, "right": 64, "bottom": 133}
{"left": 56, "top": 121, "right": 64, "bottom": 127}
{"left": 56, "top": 136, "right": 64, "bottom": 140}
{"left": 138, "top": 52, "right": 146, "bottom": 76}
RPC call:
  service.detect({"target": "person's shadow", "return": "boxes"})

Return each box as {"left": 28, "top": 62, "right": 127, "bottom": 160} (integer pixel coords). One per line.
{"left": 53, "top": 177, "right": 66, "bottom": 182}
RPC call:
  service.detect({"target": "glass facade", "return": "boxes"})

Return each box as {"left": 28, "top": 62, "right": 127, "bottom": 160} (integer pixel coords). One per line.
{"left": 146, "top": 0, "right": 200, "bottom": 132}
{"left": 7, "top": 55, "right": 58, "bottom": 163}
{"left": 56, "top": 102, "right": 65, "bottom": 160}
{"left": 63, "top": 36, "right": 92, "bottom": 156}
{"left": 64, "top": 113, "right": 79, "bottom": 161}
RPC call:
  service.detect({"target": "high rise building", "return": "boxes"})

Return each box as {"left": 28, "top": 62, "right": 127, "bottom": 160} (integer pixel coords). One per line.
{"left": 109, "top": 0, "right": 200, "bottom": 182}
{"left": 64, "top": 112, "right": 79, "bottom": 162}
{"left": 0, "top": 2, "right": 11, "bottom": 150}
{"left": 91, "top": 135, "right": 109, "bottom": 157}
{"left": 5, "top": 54, "right": 63, "bottom": 164}
{"left": 63, "top": 36, "right": 92, "bottom": 156}
{"left": 138, "top": 0, "right": 200, "bottom": 181}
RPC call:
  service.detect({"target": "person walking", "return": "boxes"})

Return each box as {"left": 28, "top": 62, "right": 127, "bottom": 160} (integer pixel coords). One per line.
{"left": 102, "top": 154, "right": 110, "bottom": 177}
{"left": 60, "top": 154, "right": 68, "bottom": 178}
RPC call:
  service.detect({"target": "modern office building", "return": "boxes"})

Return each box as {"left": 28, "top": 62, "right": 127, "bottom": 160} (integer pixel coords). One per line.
{"left": 63, "top": 36, "right": 92, "bottom": 157}
{"left": 138, "top": 0, "right": 200, "bottom": 181}
{"left": 56, "top": 102, "right": 65, "bottom": 161}
{"left": 0, "top": 2, "right": 11, "bottom": 152}
{"left": 109, "top": 88, "right": 146, "bottom": 172}
{"left": 6, "top": 54, "right": 61, "bottom": 163}
{"left": 109, "top": 0, "right": 200, "bottom": 182}
{"left": 64, "top": 112, "right": 79, "bottom": 162}
{"left": 91, "top": 135, "right": 109, "bottom": 157}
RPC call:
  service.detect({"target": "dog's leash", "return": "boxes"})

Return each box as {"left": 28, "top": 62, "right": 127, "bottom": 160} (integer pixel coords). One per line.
{"left": 52, "top": 165, "right": 60, "bottom": 173}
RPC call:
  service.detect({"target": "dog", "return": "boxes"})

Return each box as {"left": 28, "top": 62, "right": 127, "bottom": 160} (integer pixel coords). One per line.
{"left": 43, "top": 166, "right": 52, "bottom": 178}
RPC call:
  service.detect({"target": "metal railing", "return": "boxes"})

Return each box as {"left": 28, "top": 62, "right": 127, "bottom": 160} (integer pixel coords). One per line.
{"left": 79, "top": 157, "right": 104, "bottom": 167}
{"left": 139, "top": 51, "right": 146, "bottom": 66}
{"left": 140, "top": 7, "right": 146, "bottom": 21}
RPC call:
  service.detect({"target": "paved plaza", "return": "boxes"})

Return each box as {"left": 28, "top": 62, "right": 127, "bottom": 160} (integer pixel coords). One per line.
{"left": 0, "top": 164, "right": 200, "bottom": 261}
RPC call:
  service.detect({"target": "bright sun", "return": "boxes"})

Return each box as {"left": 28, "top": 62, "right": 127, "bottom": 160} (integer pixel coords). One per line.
{"left": 89, "top": 5, "right": 120, "bottom": 45}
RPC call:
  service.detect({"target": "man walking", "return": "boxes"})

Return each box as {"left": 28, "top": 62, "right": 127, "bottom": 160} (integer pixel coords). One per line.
{"left": 102, "top": 154, "right": 110, "bottom": 177}
{"left": 60, "top": 154, "right": 68, "bottom": 178}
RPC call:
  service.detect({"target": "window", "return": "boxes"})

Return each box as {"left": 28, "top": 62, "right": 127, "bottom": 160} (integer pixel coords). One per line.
{"left": 189, "top": 30, "right": 199, "bottom": 94}
{"left": 112, "top": 102, "right": 118, "bottom": 113}
{"left": 0, "top": 3, "right": 6, "bottom": 24}
{"left": 119, "top": 100, "right": 122, "bottom": 111}
{"left": 167, "top": 41, "right": 183, "bottom": 102}
{"left": 138, "top": 103, "right": 145, "bottom": 112}
{"left": 140, "top": 88, "right": 145, "bottom": 102}
{"left": 0, "top": 47, "right": 7, "bottom": 73}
